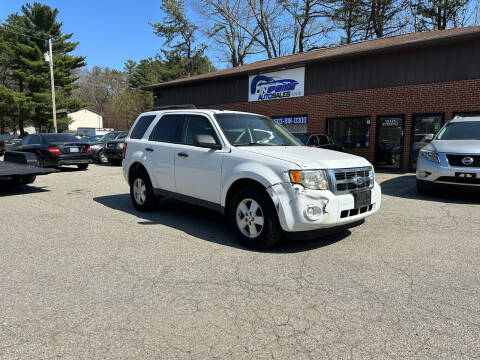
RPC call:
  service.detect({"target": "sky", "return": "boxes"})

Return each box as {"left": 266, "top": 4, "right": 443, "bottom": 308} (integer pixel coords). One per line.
{"left": 0, "top": 0, "right": 179, "bottom": 70}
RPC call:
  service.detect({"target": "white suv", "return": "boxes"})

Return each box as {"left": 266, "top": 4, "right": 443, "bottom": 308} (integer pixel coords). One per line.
{"left": 123, "top": 109, "right": 381, "bottom": 249}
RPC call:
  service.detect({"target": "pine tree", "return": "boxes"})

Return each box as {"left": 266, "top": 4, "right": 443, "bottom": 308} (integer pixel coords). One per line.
{"left": 5, "top": 3, "right": 85, "bottom": 133}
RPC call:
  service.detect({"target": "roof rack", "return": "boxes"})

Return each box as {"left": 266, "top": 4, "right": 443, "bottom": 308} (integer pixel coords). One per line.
{"left": 153, "top": 104, "right": 197, "bottom": 110}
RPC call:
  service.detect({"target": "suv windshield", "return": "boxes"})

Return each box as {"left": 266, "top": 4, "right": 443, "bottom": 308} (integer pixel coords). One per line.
{"left": 436, "top": 121, "right": 480, "bottom": 140}
{"left": 215, "top": 113, "right": 303, "bottom": 146}
{"left": 100, "top": 132, "right": 121, "bottom": 141}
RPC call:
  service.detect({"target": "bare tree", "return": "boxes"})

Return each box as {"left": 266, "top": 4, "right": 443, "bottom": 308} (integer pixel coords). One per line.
{"left": 329, "top": 0, "right": 364, "bottom": 43}
{"left": 228, "top": 0, "right": 289, "bottom": 58}
{"left": 362, "top": 0, "right": 408, "bottom": 39}
{"left": 196, "top": 0, "right": 259, "bottom": 66}
{"left": 280, "top": 0, "right": 333, "bottom": 53}
{"left": 72, "top": 67, "right": 127, "bottom": 114}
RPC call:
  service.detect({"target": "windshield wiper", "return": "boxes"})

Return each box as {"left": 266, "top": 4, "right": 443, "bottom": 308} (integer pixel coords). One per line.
{"left": 235, "top": 142, "right": 275, "bottom": 146}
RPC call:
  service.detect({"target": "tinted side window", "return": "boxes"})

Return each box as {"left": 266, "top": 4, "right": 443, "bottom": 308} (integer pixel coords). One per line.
{"left": 318, "top": 135, "right": 331, "bottom": 145}
{"left": 130, "top": 115, "right": 156, "bottom": 139}
{"left": 307, "top": 136, "right": 319, "bottom": 146}
{"left": 30, "top": 135, "right": 44, "bottom": 145}
{"left": 183, "top": 115, "right": 219, "bottom": 146}
{"left": 21, "top": 136, "right": 31, "bottom": 145}
{"left": 150, "top": 114, "right": 184, "bottom": 143}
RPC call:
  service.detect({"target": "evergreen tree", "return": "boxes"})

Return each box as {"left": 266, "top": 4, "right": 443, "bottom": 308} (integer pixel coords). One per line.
{"left": 5, "top": 3, "right": 85, "bottom": 133}
{"left": 150, "top": 0, "right": 214, "bottom": 78}
{"left": 411, "top": 0, "right": 469, "bottom": 30}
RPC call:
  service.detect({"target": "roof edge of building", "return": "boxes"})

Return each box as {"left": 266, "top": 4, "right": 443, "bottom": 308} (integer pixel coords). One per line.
{"left": 143, "top": 27, "right": 480, "bottom": 91}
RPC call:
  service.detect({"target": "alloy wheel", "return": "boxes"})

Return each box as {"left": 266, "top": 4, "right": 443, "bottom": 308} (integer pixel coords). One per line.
{"left": 236, "top": 198, "right": 264, "bottom": 238}
{"left": 133, "top": 178, "right": 147, "bottom": 205}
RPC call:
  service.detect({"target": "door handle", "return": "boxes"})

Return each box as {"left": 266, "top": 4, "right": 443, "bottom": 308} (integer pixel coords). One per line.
{"left": 145, "top": 147, "right": 154, "bottom": 152}
{"left": 177, "top": 152, "right": 189, "bottom": 158}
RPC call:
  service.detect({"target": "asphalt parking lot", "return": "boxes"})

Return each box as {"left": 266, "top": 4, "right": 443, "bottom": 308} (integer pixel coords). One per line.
{"left": 0, "top": 164, "right": 479, "bottom": 359}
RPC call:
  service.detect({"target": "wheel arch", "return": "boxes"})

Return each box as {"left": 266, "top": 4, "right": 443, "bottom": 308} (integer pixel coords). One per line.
{"left": 128, "top": 161, "right": 151, "bottom": 185}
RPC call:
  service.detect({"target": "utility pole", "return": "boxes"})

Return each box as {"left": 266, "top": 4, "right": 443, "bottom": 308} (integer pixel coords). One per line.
{"left": 48, "top": 37, "right": 57, "bottom": 133}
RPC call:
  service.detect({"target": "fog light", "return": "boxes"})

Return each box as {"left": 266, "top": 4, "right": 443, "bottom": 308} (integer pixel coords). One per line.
{"left": 418, "top": 171, "right": 432, "bottom": 178}
{"left": 304, "top": 205, "right": 323, "bottom": 221}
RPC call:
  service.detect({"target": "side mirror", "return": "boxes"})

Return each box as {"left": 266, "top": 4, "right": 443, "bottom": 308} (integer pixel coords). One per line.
{"left": 424, "top": 134, "right": 434, "bottom": 142}
{"left": 194, "top": 134, "right": 221, "bottom": 150}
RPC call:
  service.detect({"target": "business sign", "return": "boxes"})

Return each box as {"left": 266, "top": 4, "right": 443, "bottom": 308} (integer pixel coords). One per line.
{"left": 249, "top": 67, "right": 305, "bottom": 102}
{"left": 381, "top": 118, "right": 401, "bottom": 127}
{"left": 272, "top": 115, "right": 308, "bottom": 125}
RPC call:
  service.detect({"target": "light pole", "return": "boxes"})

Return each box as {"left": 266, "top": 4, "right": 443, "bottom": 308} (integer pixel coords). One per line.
{"left": 48, "top": 37, "right": 57, "bottom": 133}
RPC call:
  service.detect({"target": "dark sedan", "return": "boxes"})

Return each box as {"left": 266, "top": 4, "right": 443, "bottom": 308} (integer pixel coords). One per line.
{"left": 89, "top": 131, "right": 128, "bottom": 164}
{"left": 104, "top": 139, "right": 125, "bottom": 166}
{"left": 10, "top": 133, "right": 92, "bottom": 169}
{"left": 295, "top": 133, "right": 344, "bottom": 152}
{"left": 0, "top": 140, "right": 6, "bottom": 156}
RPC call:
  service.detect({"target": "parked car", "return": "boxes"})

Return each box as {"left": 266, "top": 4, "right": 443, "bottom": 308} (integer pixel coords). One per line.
{"left": 89, "top": 131, "right": 128, "bottom": 164}
{"left": 84, "top": 135, "right": 103, "bottom": 143}
{"left": 0, "top": 140, "right": 6, "bottom": 156}
{"left": 9, "top": 133, "right": 92, "bottom": 169}
{"left": 123, "top": 109, "right": 381, "bottom": 249}
{"left": 296, "top": 133, "right": 344, "bottom": 151}
{"left": 104, "top": 139, "right": 125, "bottom": 166}
{"left": 416, "top": 116, "right": 480, "bottom": 192}
{"left": 0, "top": 151, "right": 58, "bottom": 185}
{"left": 6, "top": 138, "right": 22, "bottom": 150}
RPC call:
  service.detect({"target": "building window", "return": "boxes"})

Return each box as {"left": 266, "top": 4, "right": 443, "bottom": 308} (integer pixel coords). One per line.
{"left": 410, "top": 113, "right": 444, "bottom": 169}
{"left": 327, "top": 117, "right": 371, "bottom": 148}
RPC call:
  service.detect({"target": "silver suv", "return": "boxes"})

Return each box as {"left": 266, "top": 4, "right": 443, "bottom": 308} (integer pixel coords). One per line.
{"left": 416, "top": 116, "right": 480, "bottom": 192}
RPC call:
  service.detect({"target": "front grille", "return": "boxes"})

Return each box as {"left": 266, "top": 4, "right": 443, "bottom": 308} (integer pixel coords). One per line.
{"left": 331, "top": 167, "right": 373, "bottom": 193}
{"left": 340, "top": 204, "right": 374, "bottom": 218}
{"left": 447, "top": 154, "right": 480, "bottom": 167}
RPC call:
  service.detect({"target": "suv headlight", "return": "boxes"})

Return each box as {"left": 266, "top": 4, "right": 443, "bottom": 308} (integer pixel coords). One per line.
{"left": 419, "top": 150, "right": 440, "bottom": 163}
{"left": 289, "top": 170, "right": 329, "bottom": 190}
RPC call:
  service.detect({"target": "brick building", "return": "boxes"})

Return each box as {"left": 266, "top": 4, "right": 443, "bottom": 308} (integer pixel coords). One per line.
{"left": 145, "top": 26, "right": 480, "bottom": 171}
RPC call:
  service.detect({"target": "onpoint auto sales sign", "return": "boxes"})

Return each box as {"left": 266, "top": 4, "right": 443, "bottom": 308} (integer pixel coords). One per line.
{"left": 248, "top": 67, "right": 305, "bottom": 102}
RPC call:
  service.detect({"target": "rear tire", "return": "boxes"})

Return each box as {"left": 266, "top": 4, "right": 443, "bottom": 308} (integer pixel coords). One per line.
{"left": 21, "top": 175, "right": 36, "bottom": 185}
{"left": 98, "top": 150, "right": 108, "bottom": 164}
{"left": 77, "top": 164, "right": 89, "bottom": 170}
{"left": 229, "top": 186, "right": 282, "bottom": 250}
{"left": 130, "top": 168, "right": 156, "bottom": 212}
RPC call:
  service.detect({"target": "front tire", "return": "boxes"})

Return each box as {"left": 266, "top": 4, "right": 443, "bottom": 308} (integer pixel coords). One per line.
{"left": 229, "top": 186, "right": 282, "bottom": 250}
{"left": 416, "top": 180, "right": 429, "bottom": 194}
{"left": 77, "top": 164, "right": 89, "bottom": 170}
{"left": 130, "top": 169, "right": 156, "bottom": 212}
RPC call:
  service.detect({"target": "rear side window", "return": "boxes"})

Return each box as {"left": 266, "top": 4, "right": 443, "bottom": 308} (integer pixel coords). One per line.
{"left": 149, "top": 114, "right": 184, "bottom": 143}
{"left": 130, "top": 115, "right": 156, "bottom": 139}
{"left": 183, "top": 115, "right": 219, "bottom": 145}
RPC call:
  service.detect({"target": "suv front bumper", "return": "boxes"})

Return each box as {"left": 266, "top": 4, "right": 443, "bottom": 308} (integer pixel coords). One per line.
{"left": 267, "top": 182, "right": 381, "bottom": 232}
{"left": 416, "top": 155, "right": 480, "bottom": 190}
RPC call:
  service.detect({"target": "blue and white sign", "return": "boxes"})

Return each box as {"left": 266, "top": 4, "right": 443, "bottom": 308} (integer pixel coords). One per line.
{"left": 272, "top": 115, "right": 308, "bottom": 125}
{"left": 249, "top": 67, "right": 305, "bottom": 102}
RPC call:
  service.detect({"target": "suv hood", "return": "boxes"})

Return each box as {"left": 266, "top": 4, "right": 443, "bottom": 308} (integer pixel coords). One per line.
{"left": 429, "top": 140, "right": 480, "bottom": 154}
{"left": 238, "top": 146, "right": 372, "bottom": 169}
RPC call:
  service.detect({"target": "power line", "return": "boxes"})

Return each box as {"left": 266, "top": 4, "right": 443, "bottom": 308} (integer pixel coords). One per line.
{"left": 0, "top": 24, "right": 57, "bottom": 41}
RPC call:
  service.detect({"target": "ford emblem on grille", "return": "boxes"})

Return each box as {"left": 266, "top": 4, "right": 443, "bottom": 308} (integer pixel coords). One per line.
{"left": 353, "top": 176, "right": 365, "bottom": 185}
{"left": 461, "top": 157, "right": 474, "bottom": 166}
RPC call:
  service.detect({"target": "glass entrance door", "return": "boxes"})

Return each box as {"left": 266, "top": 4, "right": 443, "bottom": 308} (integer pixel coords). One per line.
{"left": 410, "top": 114, "right": 444, "bottom": 169}
{"left": 375, "top": 116, "right": 404, "bottom": 169}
